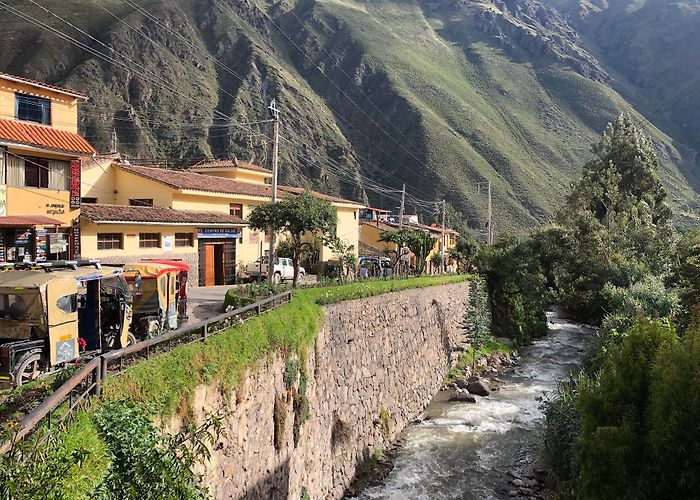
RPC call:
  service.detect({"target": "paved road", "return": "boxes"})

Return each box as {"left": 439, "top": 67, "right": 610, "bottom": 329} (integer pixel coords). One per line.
{"left": 185, "top": 285, "right": 239, "bottom": 324}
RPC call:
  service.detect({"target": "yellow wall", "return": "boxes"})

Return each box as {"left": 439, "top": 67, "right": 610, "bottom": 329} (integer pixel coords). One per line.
{"left": 80, "top": 221, "right": 198, "bottom": 259}
{"left": 0, "top": 78, "right": 79, "bottom": 133}
{"left": 6, "top": 187, "right": 78, "bottom": 226}
{"left": 319, "top": 207, "right": 360, "bottom": 261}
{"left": 114, "top": 169, "right": 174, "bottom": 207}
{"left": 81, "top": 157, "right": 118, "bottom": 203}
{"left": 359, "top": 222, "right": 398, "bottom": 255}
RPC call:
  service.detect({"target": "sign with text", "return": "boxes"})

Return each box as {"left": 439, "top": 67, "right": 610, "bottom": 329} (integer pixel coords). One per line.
{"left": 163, "top": 235, "right": 174, "bottom": 252}
{"left": 70, "top": 159, "right": 81, "bottom": 209}
{"left": 71, "top": 225, "right": 81, "bottom": 259}
{"left": 197, "top": 228, "right": 241, "bottom": 240}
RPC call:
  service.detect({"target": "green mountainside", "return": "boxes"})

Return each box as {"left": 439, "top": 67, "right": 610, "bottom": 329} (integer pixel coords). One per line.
{"left": 1, "top": 0, "right": 699, "bottom": 232}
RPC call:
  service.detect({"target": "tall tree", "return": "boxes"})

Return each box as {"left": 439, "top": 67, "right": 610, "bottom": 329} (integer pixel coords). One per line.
{"left": 248, "top": 191, "right": 337, "bottom": 287}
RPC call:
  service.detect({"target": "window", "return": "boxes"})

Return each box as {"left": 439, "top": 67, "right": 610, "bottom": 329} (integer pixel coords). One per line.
{"left": 56, "top": 295, "right": 77, "bottom": 314}
{"left": 15, "top": 93, "right": 51, "bottom": 125}
{"left": 97, "top": 233, "right": 123, "bottom": 250}
{"left": 174, "top": 232, "right": 193, "bottom": 247}
{"left": 81, "top": 197, "right": 97, "bottom": 204}
{"left": 24, "top": 157, "right": 49, "bottom": 188}
{"left": 139, "top": 232, "right": 160, "bottom": 248}
{"left": 129, "top": 199, "right": 153, "bottom": 207}
{"left": 229, "top": 203, "right": 243, "bottom": 218}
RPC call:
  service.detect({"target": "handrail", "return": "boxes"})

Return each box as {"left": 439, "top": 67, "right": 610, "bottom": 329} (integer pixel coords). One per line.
{"left": 0, "top": 289, "right": 293, "bottom": 454}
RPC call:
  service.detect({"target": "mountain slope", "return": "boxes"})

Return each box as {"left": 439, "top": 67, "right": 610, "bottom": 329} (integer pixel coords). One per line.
{"left": 1, "top": 0, "right": 698, "bottom": 231}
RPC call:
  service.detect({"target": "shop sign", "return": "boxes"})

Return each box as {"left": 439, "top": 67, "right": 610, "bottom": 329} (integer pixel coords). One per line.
{"left": 35, "top": 229, "right": 48, "bottom": 261}
{"left": 49, "top": 233, "right": 69, "bottom": 254}
{"left": 45, "top": 203, "right": 65, "bottom": 216}
{"left": 70, "top": 160, "right": 81, "bottom": 209}
{"left": 72, "top": 225, "right": 81, "bottom": 258}
{"left": 197, "top": 228, "right": 241, "bottom": 239}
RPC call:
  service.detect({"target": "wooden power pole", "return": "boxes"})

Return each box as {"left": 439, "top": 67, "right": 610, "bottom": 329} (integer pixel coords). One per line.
{"left": 268, "top": 98, "right": 280, "bottom": 270}
{"left": 399, "top": 183, "right": 406, "bottom": 229}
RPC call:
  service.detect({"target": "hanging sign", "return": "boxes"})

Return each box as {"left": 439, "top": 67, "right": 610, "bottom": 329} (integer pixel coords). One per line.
{"left": 69, "top": 159, "right": 81, "bottom": 209}
{"left": 72, "top": 225, "right": 81, "bottom": 259}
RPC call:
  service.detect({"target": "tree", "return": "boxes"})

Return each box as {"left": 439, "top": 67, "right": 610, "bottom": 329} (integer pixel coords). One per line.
{"left": 461, "top": 277, "right": 492, "bottom": 370}
{"left": 552, "top": 114, "right": 674, "bottom": 321}
{"left": 475, "top": 234, "right": 549, "bottom": 343}
{"left": 248, "top": 191, "right": 337, "bottom": 287}
{"left": 326, "top": 237, "right": 357, "bottom": 283}
{"left": 378, "top": 228, "right": 435, "bottom": 275}
{"left": 449, "top": 236, "right": 479, "bottom": 273}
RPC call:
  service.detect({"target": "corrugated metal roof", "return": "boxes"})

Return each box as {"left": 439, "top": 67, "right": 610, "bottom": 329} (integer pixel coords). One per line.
{"left": 0, "top": 119, "right": 96, "bottom": 155}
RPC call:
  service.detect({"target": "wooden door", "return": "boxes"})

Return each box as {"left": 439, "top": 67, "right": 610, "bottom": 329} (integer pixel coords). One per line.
{"left": 204, "top": 244, "right": 215, "bottom": 286}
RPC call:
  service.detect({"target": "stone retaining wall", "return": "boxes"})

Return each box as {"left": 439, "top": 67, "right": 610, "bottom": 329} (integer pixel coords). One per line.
{"left": 95, "top": 252, "right": 200, "bottom": 285}
{"left": 187, "top": 281, "right": 471, "bottom": 499}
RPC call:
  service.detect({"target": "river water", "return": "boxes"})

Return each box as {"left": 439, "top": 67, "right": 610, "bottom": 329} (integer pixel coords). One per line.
{"left": 357, "top": 311, "right": 590, "bottom": 500}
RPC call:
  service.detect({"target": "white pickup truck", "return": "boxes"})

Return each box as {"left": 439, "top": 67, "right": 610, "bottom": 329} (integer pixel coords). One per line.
{"left": 244, "top": 257, "right": 305, "bottom": 284}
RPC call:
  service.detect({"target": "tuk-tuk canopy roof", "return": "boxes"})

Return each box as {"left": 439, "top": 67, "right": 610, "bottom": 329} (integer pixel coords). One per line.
{"left": 143, "top": 260, "right": 189, "bottom": 272}
{"left": 0, "top": 266, "right": 124, "bottom": 291}
{"left": 123, "top": 262, "right": 181, "bottom": 279}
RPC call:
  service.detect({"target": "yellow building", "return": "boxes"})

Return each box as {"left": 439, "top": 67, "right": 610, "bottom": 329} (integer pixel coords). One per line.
{"left": 0, "top": 72, "right": 95, "bottom": 263}
{"left": 359, "top": 208, "right": 459, "bottom": 273}
{"left": 80, "top": 158, "right": 364, "bottom": 285}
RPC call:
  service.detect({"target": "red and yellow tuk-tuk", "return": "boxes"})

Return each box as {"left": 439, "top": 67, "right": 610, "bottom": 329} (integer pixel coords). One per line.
{"left": 123, "top": 261, "right": 189, "bottom": 340}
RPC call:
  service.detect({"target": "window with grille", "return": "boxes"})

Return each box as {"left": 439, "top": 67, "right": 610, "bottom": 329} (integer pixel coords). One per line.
{"left": 129, "top": 199, "right": 153, "bottom": 206}
{"left": 174, "top": 232, "right": 193, "bottom": 247}
{"left": 97, "top": 233, "right": 123, "bottom": 250}
{"left": 229, "top": 203, "right": 243, "bottom": 218}
{"left": 139, "top": 233, "right": 160, "bottom": 248}
{"left": 15, "top": 93, "right": 51, "bottom": 125}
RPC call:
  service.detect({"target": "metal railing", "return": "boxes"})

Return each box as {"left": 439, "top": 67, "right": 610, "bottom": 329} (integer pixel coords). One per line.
{"left": 0, "top": 290, "right": 292, "bottom": 455}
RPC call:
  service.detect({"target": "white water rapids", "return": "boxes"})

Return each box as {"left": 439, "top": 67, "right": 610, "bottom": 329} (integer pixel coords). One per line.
{"left": 356, "top": 310, "right": 591, "bottom": 500}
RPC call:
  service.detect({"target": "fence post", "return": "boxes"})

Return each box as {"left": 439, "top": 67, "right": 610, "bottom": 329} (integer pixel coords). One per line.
{"left": 100, "top": 356, "right": 108, "bottom": 382}
{"left": 201, "top": 324, "right": 207, "bottom": 342}
{"left": 256, "top": 304, "right": 261, "bottom": 315}
{"left": 94, "top": 362, "right": 102, "bottom": 397}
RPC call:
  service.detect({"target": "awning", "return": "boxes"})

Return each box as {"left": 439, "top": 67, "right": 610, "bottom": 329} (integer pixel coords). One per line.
{"left": 0, "top": 215, "right": 63, "bottom": 227}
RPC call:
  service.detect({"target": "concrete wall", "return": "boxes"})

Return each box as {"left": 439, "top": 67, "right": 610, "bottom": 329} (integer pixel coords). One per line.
{"left": 182, "top": 281, "right": 471, "bottom": 499}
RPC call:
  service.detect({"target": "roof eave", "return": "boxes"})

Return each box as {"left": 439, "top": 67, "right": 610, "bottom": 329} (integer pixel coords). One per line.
{"left": 0, "top": 139, "right": 95, "bottom": 157}
{"left": 1, "top": 74, "right": 88, "bottom": 100}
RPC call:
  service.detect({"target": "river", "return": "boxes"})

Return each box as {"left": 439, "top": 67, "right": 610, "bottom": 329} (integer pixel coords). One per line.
{"left": 356, "top": 310, "right": 590, "bottom": 500}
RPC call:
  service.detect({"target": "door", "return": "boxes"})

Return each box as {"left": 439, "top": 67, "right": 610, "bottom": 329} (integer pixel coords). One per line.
{"left": 214, "top": 245, "right": 224, "bottom": 285}
{"left": 46, "top": 279, "right": 79, "bottom": 366}
{"left": 204, "top": 244, "right": 215, "bottom": 287}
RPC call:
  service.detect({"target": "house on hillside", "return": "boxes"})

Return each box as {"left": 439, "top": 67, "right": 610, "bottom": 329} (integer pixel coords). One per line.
{"left": 80, "top": 157, "right": 364, "bottom": 285}
{"left": 0, "top": 72, "right": 95, "bottom": 263}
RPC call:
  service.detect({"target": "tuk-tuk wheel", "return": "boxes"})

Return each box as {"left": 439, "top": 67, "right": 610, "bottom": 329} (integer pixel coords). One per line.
{"left": 14, "top": 352, "right": 42, "bottom": 387}
{"left": 126, "top": 332, "right": 137, "bottom": 347}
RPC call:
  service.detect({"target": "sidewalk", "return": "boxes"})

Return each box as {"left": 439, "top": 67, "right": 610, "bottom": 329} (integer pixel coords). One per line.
{"left": 185, "top": 284, "right": 239, "bottom": 324}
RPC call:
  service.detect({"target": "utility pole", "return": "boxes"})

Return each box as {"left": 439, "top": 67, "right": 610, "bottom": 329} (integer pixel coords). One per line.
{"left": 268, "top": 98, "right": 280, "bottom": 271}
{"left": 399, "top": 183, "right": 406, "bottom": 229}
{"left": 440, "top": 199, "right": 446, "bottom": 274}
{"left": 487, "top": 180, "right": 493, "bottom": 245}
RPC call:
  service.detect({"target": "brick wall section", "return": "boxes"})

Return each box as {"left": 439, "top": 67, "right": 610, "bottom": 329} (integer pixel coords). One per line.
{"left": 184, "top": 281, "right": 471, "bottom": 499}
{"left": 95, "top": 253, "right": 200, "bottom": 286}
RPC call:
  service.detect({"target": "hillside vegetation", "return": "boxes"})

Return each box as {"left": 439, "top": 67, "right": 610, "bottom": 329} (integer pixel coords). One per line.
{"left": 1, "top": 0, "right": 699, "bottom": 230}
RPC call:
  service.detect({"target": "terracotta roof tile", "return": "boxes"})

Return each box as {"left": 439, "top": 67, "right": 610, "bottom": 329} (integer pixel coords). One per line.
{"left": 189, "top": 158, "right": 272, "bottom": 174}
{"left": 0, "top": 215, "right": 63, "bottom": 227}
{"left": 0, "top": 72, "right": 88, "bottom": 99}
{"left": 117, "top": 163, "right": 365, "bottom": 206}
{"left": 80, "top": 204, "right": 245, "bottom": 225}
{"left": 0, "top": 119, "right": 96, "bottom": 155}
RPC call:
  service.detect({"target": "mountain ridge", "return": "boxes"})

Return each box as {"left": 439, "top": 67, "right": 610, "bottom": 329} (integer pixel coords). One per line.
{"left": 1, "top": 0, "right": 698, "bottom": 232}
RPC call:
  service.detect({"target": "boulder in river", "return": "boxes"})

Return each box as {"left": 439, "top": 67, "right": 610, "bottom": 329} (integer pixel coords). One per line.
{"left": 448, "top": 393, "right": 477, "bottom": 403}
{"left": 467, "top": 378, "right": 490, "bottom": 397}
{"left": 454, "top": 378, "right": 469, "bottom": 389}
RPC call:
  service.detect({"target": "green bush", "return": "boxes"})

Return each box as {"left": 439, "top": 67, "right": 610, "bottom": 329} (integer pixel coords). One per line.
{"left": 223, "top": 291, "right": 255, "bottom": 311}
